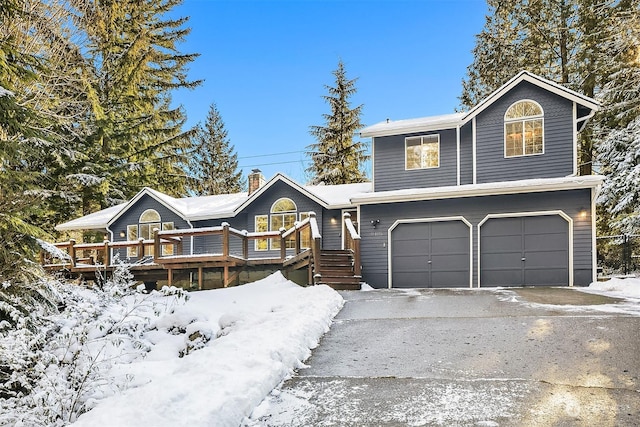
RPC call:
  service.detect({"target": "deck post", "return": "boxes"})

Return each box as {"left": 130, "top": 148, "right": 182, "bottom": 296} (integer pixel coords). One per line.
{"left": 222, "top": 223, "right": 230, "bottom": 258}
{"left": 69, "top": 239, "right": 76, "bottom": 267}
{"left": 153, "top": 228, "right": 160, "bottom": 262}
{"left": 103, "top": 240, "right": 111, "bottom": 266}
{"left": 167, "top": 268, "right": 173, "bottom": 286}
{"left": 353, "top": 238, "right": 361, "bottom": 277}
{"left": 242, "top": 234, "right": 249, "bottom": 260}
{"left": 295, "top": 227, "right": 301, "bottom": 255}
{"left": 198, "top": 267, "right": 203, "bottom": 290}
{"left": 138, "top": 238, "right": 144, "bottom": 258}
{"left": 223, "top": 265, "right": 229, "bottom": 287}
{"left": 279, "top": 228, "right": 286, "bottom": 262}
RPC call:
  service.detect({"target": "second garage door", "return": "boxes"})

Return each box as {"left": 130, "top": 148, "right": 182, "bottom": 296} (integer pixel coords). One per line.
{"left": 480, "top": 214, "right": 570, "bottom": 287}
{"left": 391, "top": 220, "right": 471, "bottom": 288}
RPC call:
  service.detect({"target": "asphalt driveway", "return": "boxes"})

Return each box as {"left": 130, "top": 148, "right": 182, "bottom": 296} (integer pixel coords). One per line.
{"left": 248, "top": 287, "right": 640, "bottom": 427}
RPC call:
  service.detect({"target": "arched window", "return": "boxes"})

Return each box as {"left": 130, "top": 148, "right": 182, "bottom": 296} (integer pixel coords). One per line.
{"left": 504, "top": 100, "right": 544, "bottom": 157}
{"left": 125, "top": 209, "right": 174, "bottom": 257}
{"left": 254, "top": 198, "right": 309, "bottom": 251}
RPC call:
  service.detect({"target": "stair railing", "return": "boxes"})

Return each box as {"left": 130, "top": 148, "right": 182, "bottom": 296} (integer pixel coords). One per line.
{"left": 343, "top": 212, "right": 361, "bottom": 277}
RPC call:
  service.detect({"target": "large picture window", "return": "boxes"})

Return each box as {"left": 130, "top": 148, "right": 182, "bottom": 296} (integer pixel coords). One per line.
{"left": 406, "top": 135, "right": 440, "bottom": 169}
{"left": 126, "top": 209, "right": 174, "bottom": 257}
{"left": 254, "top": 198, "right": 309, "bottom": 251}
{"left": 504, "top": 100, "right": 544, "bottom": 157}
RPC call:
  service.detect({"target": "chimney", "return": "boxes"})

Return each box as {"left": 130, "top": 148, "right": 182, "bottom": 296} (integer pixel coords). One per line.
{"left": 248, "top": 169, "right": 265, "bottom": 195}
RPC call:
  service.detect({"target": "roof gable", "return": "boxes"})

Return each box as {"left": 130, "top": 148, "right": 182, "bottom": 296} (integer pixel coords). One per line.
{"left": 359, "top": 71, "right": 600, "bottom": 138}
{"left": 106, "top": 187, "right": 188, "bottom": 228}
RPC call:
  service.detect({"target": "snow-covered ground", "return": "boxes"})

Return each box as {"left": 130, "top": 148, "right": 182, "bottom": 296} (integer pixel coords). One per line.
{"left": 72, "top": 272, "right": 343, "bottom": 427}
{"left": 45, "top": 275, "right": 639, "bottom": 426}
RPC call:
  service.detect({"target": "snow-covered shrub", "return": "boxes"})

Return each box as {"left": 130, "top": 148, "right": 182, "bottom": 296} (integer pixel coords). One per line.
{"left": 0, "top": 266, "right": 187, "bottom": 426}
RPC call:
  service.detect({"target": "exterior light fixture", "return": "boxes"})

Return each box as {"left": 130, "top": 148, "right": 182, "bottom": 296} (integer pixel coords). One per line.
{"left": 120, "top": 230, "right": 126, "bottom": 238}
{"left": 370, "top": 219, "right": 380, "bottom": 228}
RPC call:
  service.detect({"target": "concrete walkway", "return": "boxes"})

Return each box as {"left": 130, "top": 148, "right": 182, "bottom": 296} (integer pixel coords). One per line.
{"left": 247, "top": 287, "right": 640, "bottom": 426}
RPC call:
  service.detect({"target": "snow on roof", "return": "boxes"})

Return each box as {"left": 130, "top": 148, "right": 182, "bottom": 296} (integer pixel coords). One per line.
{"left": 360, "top": 71, "right": 600, "bottom": 139}
{"left": 360, "top": 112, "right": 466, "bottom": 138}
{"left": 304, "top": 182, "right": 372, "bottom": 207}
{"left": 55, "top": 203, "right": 126, "bottom": 231}
{"left": 55, "top": 179, "right": 372, "bottom": 231}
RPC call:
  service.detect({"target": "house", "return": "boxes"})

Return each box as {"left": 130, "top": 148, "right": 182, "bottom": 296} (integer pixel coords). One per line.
{"left": 55, "top": 71, "right": 603, "bottom": 289}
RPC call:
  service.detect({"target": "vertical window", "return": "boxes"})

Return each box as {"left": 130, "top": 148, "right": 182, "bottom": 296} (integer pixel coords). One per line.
{"left": 299, "top": 212, "right": 311, "bottom": 249}
{"left": 126, "top": 224, "right": 138, "bottom": 257}
{"left": 161, "top": 222, "right": 175, "bottom": 256}
{"left": 271, "top": 198, "right": 297, "bottom": 250}
{"left": 406, "top": 135, "right": 440, "bottom": 169}
{"left": 255, "top": 215, "right": 268, "bottom": 251}
{"left": 504, "top": 100, "right": 544, "bottom": 157}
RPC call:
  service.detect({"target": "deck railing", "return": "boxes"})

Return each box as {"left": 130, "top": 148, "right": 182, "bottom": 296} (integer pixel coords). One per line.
{"left": 40, "top": 212, "right": 323, "bottom": 270}
{"left": 343, "top": 212, "right": 361, "bottom": 277}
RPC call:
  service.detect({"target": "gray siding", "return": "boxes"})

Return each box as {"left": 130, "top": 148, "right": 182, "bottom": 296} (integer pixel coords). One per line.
{"left": 459, "top": 123, "right": 473, "bottom": 185}
{"left": 359, "top": 189, "right": 593, "bottom": 288}
{"left": 475, "top": 81, "right": 575, "bottom": 183}
{"left": 238, "top": 180, "right": 342, "bottom": 257}
{"left": 192, "top": 216, "right": 245, "bottom": 257}
{"left": 110, "top": 194, "right": 191, "bottom": 260}
{"left": 373, "top": 128, "right": 459, "bottom": 192}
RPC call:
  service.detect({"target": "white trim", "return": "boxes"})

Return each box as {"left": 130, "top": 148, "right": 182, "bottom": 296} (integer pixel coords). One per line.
{"left": 387, "top": 216, "right": 473, "bottom": 289}
{"left": 591, "top": 187, "right": 597, "bottom": 284}
{"left": 456, "top": 125, "right": 461, "bottom": 186}
{"left": 341, "top": 208, "right": 358, "bottom": 249}
{"left": 254, "top": 214, "right": 268, "bottom": 252}
{"left": 106, "top": 187, "right": 187, "bottom": 229}
{"left": 361, "top": 113, "right": 465, "bottom": 138}
{"left": 405, "top": 134, "right": 440, "bottom": 170}
{"left": 573, "top": 102, "right": 578, "bottom": 175}
{"left": 472, "top": 117, "right": 477, "bottom": 184}
{"left": 461, "top": 71, "right": 600, "bottom": 125}
{"left": 271, "top": 197, "right": 297, "bottom": 213}
{"left": 352, "top": 175, "right": 605, "bottom": 205}
{"left": 477, "top": 211, "right": 573, "bottom": 288}
{"left": 371, "top": 137, "right": 376, "bottom": 191}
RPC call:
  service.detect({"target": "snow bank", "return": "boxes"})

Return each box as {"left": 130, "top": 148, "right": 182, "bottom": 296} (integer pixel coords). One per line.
{"left": 73, "top": 272, "right": 343, "bottom": 427}
{"left": 585, "top": 277, "right": 640, "bottom": 299}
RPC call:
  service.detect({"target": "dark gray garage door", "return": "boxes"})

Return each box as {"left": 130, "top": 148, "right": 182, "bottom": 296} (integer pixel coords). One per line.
{"left": 480, "top": 215, "right": 569, "bottom": 287}
{"left": 391, "top": 220, "right": 470, "bottom": 288}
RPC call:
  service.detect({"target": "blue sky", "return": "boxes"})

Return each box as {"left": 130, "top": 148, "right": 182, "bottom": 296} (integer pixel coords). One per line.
{"left": 170, "top": 0, "right": 488, "bottom": 183}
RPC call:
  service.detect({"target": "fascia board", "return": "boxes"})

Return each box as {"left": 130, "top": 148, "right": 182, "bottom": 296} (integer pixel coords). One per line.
{"left": 360, "top": 119, "right": 464, "bottom": 138}
{"left": 461, "top": 72, "right": 600, "bottom": 125}
{"left": 232, "top": 174, "right": 330, "bottom": 215}
{"left": 351, "top": 176, "right": 605, "bottom": 205}
{"left": 106, "top": 187, "right": 187, "bottom": 228}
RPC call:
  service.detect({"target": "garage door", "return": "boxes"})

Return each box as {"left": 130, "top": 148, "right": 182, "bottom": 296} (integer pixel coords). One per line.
{"left": 480, "top": 215, "right": 569, "bottom": 287}
{"left": 391, "top": 220, "right": 471, "bottom": 288}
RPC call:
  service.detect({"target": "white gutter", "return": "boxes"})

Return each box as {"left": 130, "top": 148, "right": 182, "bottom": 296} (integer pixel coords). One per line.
{"left": 351, "top": 175, "right": 605, "bottom": 205}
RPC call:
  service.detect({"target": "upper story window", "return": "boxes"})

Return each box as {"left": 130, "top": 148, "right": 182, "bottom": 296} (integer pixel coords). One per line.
{"left": 406, "top": 134, "right": 440, "bottom": 170}
{"left": 504, "top": 100, "right": 544, "bottom": 157}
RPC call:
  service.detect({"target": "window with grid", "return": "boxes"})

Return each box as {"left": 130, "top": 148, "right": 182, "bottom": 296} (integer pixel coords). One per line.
{"left": 504, "top": 100, "right": 544, "bottom": 157}
{"left": 406, "top": 134, "right": 440, "bottom": 169}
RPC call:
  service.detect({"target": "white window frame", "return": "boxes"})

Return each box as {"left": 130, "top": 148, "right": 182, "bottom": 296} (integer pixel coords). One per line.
{"left": 504, "top": 99, "right": 545, "bottom": 158}
{"left": 254, "top": 215, "right": 268, "bottom": 251}
{"left": 405, "top": 134, "right": 440, "bottom": 170}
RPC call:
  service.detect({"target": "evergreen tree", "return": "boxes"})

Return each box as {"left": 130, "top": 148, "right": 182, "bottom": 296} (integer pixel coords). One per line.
{"left": 189, "top": 102, "right": 245, "bottom": 195}
{"left": 69, "top": 0, "right": 201, "bottom": 213}
{"left": 307, "top": 60, "right": 368, "bottom": 185}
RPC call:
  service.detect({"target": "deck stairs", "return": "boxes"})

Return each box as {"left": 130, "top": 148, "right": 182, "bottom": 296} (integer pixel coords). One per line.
{"left": 314, "top": 249, "right": 361, "bottom": 290}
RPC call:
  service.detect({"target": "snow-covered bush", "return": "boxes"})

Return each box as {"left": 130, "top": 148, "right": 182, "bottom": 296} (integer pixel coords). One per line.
{"left": 0, "top": 265, "right": 187, "bottom": 426}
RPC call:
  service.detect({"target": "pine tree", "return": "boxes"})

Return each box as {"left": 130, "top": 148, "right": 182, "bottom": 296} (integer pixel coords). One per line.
{"left": 307, "top": 60, "right": 368, "bottom": 185}
{"left": 69, "top": 0, "right": 202, "bottom": 213}
{"left": 189, "top": 103, "right": 245, "bottom": 195}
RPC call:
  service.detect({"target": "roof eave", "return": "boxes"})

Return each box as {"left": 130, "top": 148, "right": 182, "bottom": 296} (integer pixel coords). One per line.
{"left": 352, "top": 176, "right": 605, "bottom": 205}
{"left": 360, "top": 120, "right": 464, "bottom": 138}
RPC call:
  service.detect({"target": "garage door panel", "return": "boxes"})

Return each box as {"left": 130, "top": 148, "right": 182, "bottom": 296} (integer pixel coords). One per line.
{"left": 431, "top": 271, "right": 469, "bottom": 288}
{"left": 481, "top": 235, "right": 521, "bottom": 252}
{"left": 392, "top": 220, "right": 470, "bottom": 288}
{"left": 524, "top": 250, "right": 568, "bottom": 268}
{"left": 431, "top": 237, "right": 469, "bottom": 254}
{"left": 524, "top": 233, "right": 566, "bottom": 251}
{"left": 524, "top": 216, "right": 566, "bottom": 233}
{"left": 481, "top": 269, "right": 523, "bottom": 286}
{"left": 482, "top": 218, "right": 521, "bottom": 236}
{"left": 481, "top": 214, "right": 569, "bottom": 287}
{"left": 524, "top": 268, "right": 567, "bottom": 286}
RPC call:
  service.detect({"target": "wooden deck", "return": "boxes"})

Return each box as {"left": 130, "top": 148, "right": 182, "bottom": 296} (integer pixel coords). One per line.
{"left": 41, "top": 212, "right": 362, "bottom": 290}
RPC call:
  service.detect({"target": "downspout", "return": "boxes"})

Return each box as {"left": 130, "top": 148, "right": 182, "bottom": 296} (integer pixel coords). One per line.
{"left": 456, "top": 125, "right": 461, "bottom": 186}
